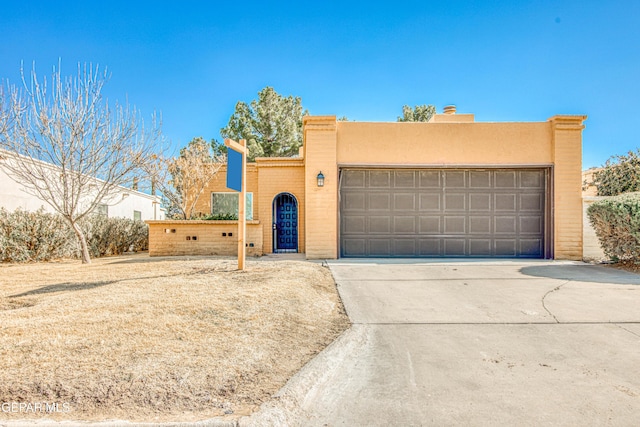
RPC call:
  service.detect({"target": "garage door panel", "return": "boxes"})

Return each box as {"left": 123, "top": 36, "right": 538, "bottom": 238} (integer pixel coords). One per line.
{"left": 495, "top": 240, "right": 517, "bottom": 256}
{"left": 344, "top": 216, "right": 366, "bottom": 234}
{"left": 343, "top": 170, "right": 366, "bottom": 188}
{"left": 369, "top": 216, "right": 391, "bottom": 233}
{"left": 521, "top": 170, "right": 544, "bottom": 188}
{"left": 420, "top": 216, "right": 441, "bottom": 233}
{"left": 444, "top": 171, "right": 466, "bottom": 188}
{"left": 420, "top": 239, "right": 441, "bottom": 255}
{"left": 470, "top": 194, "right": 491, "bottom": 210}
{"left": 340, "top": 169, "right": 546, "bottom": 258}
{"left": 445, "top": 194, "right": 466, "bottom": 210}
{"left": 469, "top": 171, "right": 491, "bottom": 188}
{"left": 469, "top": 216, "right": 491, "bottom": 234}
{"left": 395, "top": 171, "right": 416, "bottom": 188}
{"left": 444, "top": 216, "right": 466, "bottom": 234}
{"left": 495, "top": 216, "right": 516, "bottom": 233}
{"left": 470, "top": 239, "right": 492, "bottom": 256}
{"left": 520, "top": 216, "right": 543, "bottom": 234}
{"left": 495, "top": 171, "right": 517, "bottom": 188}
{"left": 343, "top": 239, "right": 366, "bottom": 256}
{"left": 394, "top": 193, "right": 416, "bottom": 210}
{"left": 343, "top": 193, "right": 365, "bottom": 210}
{"left": 394, "top": 216, "right": 416, "bottom": 233}
{"left": 370, "top": 171, "right": 391, "bottom": 187}
{"left": 420, "top": 194, "right": 441, "bottom": 210}
{"left": 520, "top": 239, "right": 543, "bottom": 256}
{"left": 420, "top": 171, "right": 441, "bottom": 187}
{"left": 495, "top": 194, "right": 516, "bottom": 211}
{"left": 369, "top": 193, "right": 390, "bottom": 210}
{"left": 444, "top": 239, "right": 466, "bottom": 255}
{"left": 395, "top": 239, "right": 416, "bottom": 256}
{"left": 520, "top": 193, "right": 543, "bottom": 211}
{"left": 370, "top": 239, "right": 390, "bottom": 255}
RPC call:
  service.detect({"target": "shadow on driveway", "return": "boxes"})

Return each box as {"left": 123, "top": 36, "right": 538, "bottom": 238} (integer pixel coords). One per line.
{"left": 520, "top": 264, "right": 640, "bottom": 285}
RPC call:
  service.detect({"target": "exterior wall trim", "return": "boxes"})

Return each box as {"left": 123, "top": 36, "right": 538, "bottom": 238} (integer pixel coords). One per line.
{"left": 337, "top": 163, "right": 555, "bottom": 169}
{"left": 146, "top": 220, "right": 261, "bottom": 225}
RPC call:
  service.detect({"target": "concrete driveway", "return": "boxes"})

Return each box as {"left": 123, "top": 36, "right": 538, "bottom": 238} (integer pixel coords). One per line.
{"left": 244, "top": 259, "right": 640, "bottom": 427}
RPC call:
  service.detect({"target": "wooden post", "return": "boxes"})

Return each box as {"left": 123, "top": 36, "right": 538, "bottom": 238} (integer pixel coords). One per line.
{"left": 224, "top": 138, "right": 247, "bottom": 270}
{"left": 238, "top": 139, "right": 246, "bottom": 270}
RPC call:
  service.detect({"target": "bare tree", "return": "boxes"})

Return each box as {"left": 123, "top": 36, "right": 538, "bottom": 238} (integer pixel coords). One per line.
{"left": 0, "top": 63, "right": 161, "bottom": 264}
{"left": 147, "top": 137, "right": 223, "bottom": 220}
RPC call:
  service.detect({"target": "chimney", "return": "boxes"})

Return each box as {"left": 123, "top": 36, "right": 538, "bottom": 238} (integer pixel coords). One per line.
{"left": 443, "top": 105, "right": 456, "bottom": 115}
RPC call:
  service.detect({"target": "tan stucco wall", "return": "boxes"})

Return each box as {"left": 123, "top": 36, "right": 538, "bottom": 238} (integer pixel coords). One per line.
{"left": 304, "top": 114, "right": 586, "bottom": 260}
{"left": 154, "top": 112, "right": 586, "bottom": 261}
{"left": 193, "top": 165, "right": 259, "bottom": 218}
{"left": 336, "top": 121, "right": 553, "bottom": 165}
{"left": 192, "top": 158, "right": 305, "bottom": 255}
{"left": 147, "top": 220, "right": 262, "bottom": 257}
{"left": 304, "top": 117, "right": 338, "bottom": 259}
{"left": 582, "top": 168, "right": 601, "bottom": 196}
{"left": 255, "top": 158, "right": 305, "bottom": 254}
{"left": 550, "top": 116, "right": 586, "bottom": 260}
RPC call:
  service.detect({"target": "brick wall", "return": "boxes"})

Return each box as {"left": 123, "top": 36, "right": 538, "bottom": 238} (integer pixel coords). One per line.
{"left": 147, "top": 220, "right": 262, "bottom": 257}
{"left": 304, "top": 116, "right": 338, "bottom": 259}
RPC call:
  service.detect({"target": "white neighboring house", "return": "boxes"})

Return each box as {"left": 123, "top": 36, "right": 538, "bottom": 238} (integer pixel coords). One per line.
{"left": 0, "top": 152, "right": 165, "bottom": 221}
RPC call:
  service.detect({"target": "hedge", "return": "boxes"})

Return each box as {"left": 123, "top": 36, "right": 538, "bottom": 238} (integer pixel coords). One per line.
{"left": 587, "top": 192, "right": 640, "bottom": 262}
{"left": 0, "top": 208, "right": 148, "bottom": 263}
{"left": 83, "top": 215, "right": 149, "bottom": 258}
{"left": 592, "top": 149, "right": 640, "bottom": 196}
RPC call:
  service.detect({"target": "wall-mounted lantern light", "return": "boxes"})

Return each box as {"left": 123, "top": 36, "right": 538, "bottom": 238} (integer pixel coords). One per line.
{"left": 317, "top": 171, "right": 325, "bottom": 187}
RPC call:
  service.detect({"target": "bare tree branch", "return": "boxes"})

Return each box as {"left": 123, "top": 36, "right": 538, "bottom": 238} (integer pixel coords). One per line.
{"left": 0, "top": 62, "right": 162, "bottom": 264}
{"left": 146, "top": 137, "right": 223, "bottom": 219}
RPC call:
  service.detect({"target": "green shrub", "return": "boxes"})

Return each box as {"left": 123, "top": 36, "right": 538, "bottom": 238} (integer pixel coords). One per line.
{"left": 587, "top": 192, "right": 640, "bottom": 261}
{"left": 593, "top": 149, "right": 640, "bottom": 196}
{"left": 0, "top": 208, "right": 149, "bottom": 262}
{"left": 192, "top": 212, "right": 238, "bottom": 220}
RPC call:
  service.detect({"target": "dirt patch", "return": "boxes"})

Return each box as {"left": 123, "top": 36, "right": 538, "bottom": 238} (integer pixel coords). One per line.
{"left": 0, "top": 254, "right": 350, "bottom": 423}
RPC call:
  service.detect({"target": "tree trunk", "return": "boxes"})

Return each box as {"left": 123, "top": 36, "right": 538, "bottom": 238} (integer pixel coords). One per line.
{"left": 70, "top": 219, "right": 92, "bottom": 264}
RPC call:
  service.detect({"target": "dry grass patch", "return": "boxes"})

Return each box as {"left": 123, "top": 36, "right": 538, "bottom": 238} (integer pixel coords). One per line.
{"left": 0, "top": 255, "right": 349, "bottom": 423}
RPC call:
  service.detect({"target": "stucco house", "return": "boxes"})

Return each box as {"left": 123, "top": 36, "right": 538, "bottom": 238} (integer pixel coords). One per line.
{"left": 0, "top": 150, "right": 165, "bottom": 221}
{"left": 148, "top": 107, "right": 587, "bottom": 260}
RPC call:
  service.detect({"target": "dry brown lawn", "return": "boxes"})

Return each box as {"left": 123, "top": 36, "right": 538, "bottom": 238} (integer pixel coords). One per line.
{"left": 0, "top": 254, "right": 350, "bottom": 423}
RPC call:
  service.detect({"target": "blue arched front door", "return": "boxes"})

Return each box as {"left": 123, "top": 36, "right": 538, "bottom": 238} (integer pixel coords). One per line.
{"left": 273, "top": 193, "right": 298, "bottom": 253}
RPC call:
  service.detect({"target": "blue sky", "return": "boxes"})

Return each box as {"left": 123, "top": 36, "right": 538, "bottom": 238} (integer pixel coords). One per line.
{"left": 1, "top": 1, "right": 638, "bottom": 168}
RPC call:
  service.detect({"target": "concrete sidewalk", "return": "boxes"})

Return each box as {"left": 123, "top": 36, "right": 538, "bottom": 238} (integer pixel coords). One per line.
{"left": 242, "top": 260, "right": 640, "bottom": 426}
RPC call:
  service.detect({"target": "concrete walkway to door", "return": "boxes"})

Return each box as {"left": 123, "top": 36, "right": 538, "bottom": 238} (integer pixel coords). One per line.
{"left": 242, "top": 259, "right": 640, "bottom": 426}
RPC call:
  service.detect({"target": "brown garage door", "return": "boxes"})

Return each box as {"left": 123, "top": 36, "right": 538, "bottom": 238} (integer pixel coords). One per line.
{"left": 340, "top": 169, "right": 548, "bottom": 258}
